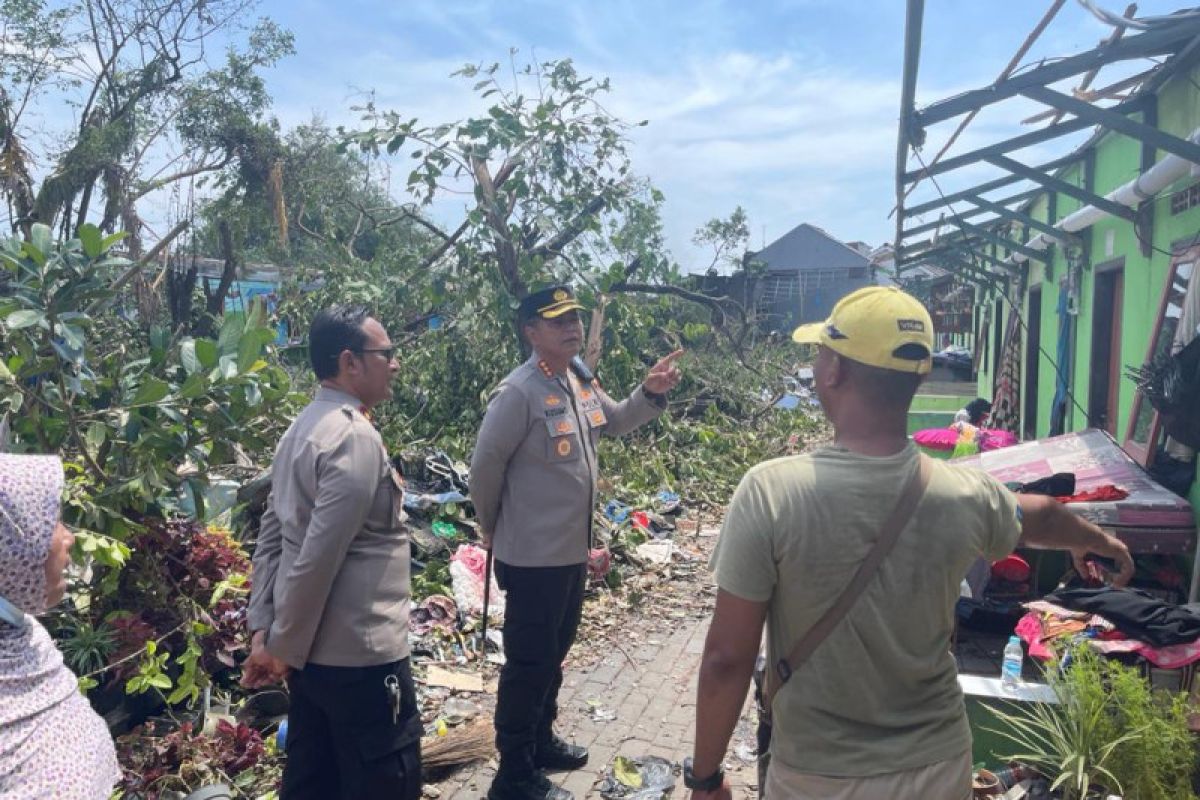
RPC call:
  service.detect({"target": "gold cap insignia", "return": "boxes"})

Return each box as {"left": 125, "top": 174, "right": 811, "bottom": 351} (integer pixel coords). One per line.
{"left": 553, "top": 289, "right": 568, "bottom": 302}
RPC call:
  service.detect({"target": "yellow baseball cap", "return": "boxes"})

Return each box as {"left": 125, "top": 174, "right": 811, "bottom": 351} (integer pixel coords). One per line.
{"left": 792, "top": 286, "right": 934, "bottom": 374}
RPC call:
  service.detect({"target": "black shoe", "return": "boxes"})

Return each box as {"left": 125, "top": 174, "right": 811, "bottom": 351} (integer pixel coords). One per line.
{"left": 487, "top": 770, "right": 574, "bottom": 800}
{"left": 534, "top": 734, "right": 589, "bottom": 771}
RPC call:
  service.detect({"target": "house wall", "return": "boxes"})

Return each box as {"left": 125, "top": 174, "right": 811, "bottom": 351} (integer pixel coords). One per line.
{"left": 962, "top": 64, "right": 1200, "bottom": 513}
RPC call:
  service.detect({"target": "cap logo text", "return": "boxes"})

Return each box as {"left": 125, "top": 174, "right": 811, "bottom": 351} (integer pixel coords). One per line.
{"left": 897, "top": 319, "right": 925, "bottom": 332}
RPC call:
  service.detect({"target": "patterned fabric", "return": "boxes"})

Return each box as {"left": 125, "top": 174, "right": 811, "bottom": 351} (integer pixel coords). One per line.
{"left": 0, "top": 454, "right": 120, "bottom": 799}
{"left": 990, "top": 275, "right": 1027, "bottom": 435}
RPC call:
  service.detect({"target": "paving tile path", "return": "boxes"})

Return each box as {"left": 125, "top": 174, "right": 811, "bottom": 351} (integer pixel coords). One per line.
{"left": 431, "top": 523, "right": 760, "bottom": 799}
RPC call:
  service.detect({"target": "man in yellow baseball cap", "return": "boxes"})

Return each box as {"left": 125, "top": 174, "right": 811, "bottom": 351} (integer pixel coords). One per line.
{"left": 688, "top": 284, "right": 1133, "bottom": 800}
{"left": 790, "top": 285, "right": 934, "bottom": 375}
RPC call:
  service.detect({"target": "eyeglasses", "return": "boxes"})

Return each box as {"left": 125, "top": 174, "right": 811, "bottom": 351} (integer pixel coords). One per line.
{"left": 355, "top": 347, "right": 398, "bottom": 361}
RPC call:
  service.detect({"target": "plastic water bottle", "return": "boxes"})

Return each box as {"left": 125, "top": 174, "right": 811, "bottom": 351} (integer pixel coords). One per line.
{"left": 1002, "top": 635, "right": 1023, "bottom": 692}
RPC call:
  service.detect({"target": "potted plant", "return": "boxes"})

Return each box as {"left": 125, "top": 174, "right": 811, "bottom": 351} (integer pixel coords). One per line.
{"left": 984, "top": 647, "right": 1143, "bottom": 799}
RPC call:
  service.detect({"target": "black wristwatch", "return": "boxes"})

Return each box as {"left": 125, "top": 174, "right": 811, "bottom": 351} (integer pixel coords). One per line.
{"left": 683, "top": 757, "right": 725, "bottom": 791}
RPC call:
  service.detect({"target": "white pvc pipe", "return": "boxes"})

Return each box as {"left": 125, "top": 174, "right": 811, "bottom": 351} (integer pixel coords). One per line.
{"left": 1009, "top": 127, "right": 1200, "bottom": 264}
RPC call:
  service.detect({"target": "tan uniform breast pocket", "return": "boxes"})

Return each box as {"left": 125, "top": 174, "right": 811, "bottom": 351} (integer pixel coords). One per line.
{"left": 545, "top": 417, "right": 580, "bottom": 461}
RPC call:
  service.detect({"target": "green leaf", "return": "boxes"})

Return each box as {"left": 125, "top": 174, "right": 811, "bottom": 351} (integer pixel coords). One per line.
{"left": 218, "top": 314, "right": 245, "bottom": 355}
{"left": 180, "top": 339, "right": 200, "bottom": 375}
{"left": 100, "top": 231, "right": 128, "bottom": 250}
{"left": 30, "top": 223, "right": 52, "bottom": 260}
{"left": 179, "top": 372, "right": 208, "bottom": 399}
{"left": 613, "top": 756, "right": 642, "bottom": 788}
{"left": 5, "top": 309, "right": 44, "bottom": 329}
{"left": 195, "top": 339, "right": 219, "bottom": 369}
{"left": 78, "top": 224, "right": 102, "bottom": 258}
{"left": 84, "top": 422, "right": 106, "bottom": 454}
{"left": 129, "top": 379, "right": 170, "bottom": 407}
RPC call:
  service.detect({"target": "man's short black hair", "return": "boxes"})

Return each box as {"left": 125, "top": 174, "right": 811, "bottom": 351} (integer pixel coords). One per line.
{"left": 309, "top": 306, "right": 371, "bottom": 380}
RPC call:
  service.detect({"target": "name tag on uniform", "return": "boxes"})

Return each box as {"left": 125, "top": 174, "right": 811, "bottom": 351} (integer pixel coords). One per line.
{"left": 546, "top": 417, "right": 576, "bottom": 437}
{"left": 544, "top": 406, "right": 567, "bottom": 419}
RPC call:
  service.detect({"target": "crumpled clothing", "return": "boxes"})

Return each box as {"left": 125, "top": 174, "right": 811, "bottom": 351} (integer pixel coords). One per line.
{"left": 410, "top": 595, "right": 458, "bottom": 636}
{"left": 1056, "top": 485, "right": 1129, "bottom": 504}
{"left": 1045, "top": 586, "right": 1200, "bottom": 646}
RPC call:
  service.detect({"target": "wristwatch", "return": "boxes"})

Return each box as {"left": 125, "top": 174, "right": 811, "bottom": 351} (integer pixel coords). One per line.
{"left": 683, "top": 757, "right": 725, "bottom": 791}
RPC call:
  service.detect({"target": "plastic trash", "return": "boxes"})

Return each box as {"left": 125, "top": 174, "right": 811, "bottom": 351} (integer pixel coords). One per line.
{"left": 598, "top": 755, "right": 677, "bottom": 799}
{"left": 605, "top": 500, "right": 631, "bottom": 523}
{"left": 449, "top": 544, "right": 505, "bottom": 618}
{"left": 441, "top": 697, "right": 481, "bottom": 726}
{"left": 653, "top": 490, "right": 681, "bottom": 515}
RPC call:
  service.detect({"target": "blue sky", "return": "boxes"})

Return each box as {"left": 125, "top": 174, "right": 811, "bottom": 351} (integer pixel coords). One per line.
{"left": 238, "top": 1, "right": 1191, "bottom": 270}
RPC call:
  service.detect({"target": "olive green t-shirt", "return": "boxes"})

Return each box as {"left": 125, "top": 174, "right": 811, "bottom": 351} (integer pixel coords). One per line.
{"left": 711, "top": 443, "right": 1020, "bottom": 777}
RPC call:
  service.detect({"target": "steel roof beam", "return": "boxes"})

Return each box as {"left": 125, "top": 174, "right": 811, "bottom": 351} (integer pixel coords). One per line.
{"left": 985, "top": 154, "right": 1138, "bottom": 221}
{"left": 952, "top": 219, "right": 1049, "bottom": 263}
{"left": 961, "top": 193, "right": 1079, "bottom": 246}
{"left": 902, "top": 189, "right": 1043, "bottom": 238}
{"left": 902, "top": 97, "right": 1144, "bottom": 184}
{"left": 904, "top": 164, "right": 1070, "bottom": 215}
{"left": 1021, "top": 85, "right": 1200, "bottom": 165}
{"left": 914, "top": 21, "right": 1200, "bottom": 126}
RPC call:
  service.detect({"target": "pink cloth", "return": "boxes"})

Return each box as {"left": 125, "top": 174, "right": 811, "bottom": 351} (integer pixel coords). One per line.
{"left": 0, "top": 455, "right": 119, "bottom": 798}
{"left": 913, "top": 428, "right": 1019, "bottom": 452}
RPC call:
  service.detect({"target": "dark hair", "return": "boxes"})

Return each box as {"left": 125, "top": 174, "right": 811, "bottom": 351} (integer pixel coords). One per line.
{"left": 965, "top": 398, "right": 992, "bottom": 426}
{"left": 309, "top": 306, "right": 371, "bottom": 380}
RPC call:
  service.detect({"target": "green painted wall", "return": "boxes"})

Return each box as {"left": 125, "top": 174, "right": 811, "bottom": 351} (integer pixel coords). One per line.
{"left": 957, "top": 63, "right": 1200, "bottom": 517}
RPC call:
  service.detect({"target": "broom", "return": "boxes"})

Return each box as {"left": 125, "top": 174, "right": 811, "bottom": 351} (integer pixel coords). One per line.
{"left": 421, "top": 718, "right": 496, "bottom": 776}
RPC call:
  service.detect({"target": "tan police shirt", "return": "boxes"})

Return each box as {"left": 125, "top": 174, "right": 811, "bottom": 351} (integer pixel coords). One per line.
{"left": 247, "top": 386, "right": 411, "bottom": 669}
{"left": 469, "top": 356, "right": 665, "bottom": 568}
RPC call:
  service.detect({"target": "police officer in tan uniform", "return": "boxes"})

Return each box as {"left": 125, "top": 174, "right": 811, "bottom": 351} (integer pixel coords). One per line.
{"left": 244, "top": 306, "right": 421, "bottom": 800}
{"left": 470, "top": 286, "right": 682, "bottom": 800}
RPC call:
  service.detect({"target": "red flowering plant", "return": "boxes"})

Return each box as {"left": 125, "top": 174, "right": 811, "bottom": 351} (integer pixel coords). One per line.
{"left": 63, "top": 519, "right": 254, "bottom": 705}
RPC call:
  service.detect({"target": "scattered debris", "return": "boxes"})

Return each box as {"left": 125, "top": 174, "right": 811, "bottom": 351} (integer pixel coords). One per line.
{"left": 411, "top": 595, "right": 458, "bottom": 636}
{"left": 449, "top": 544, "right": 506, "bottom": 618}
{"left": 598, "top": 755, "right": 677, "bottom": 799}
{"left": 425, "top": 665, "right": 487, "bottom": 693}
{"left": 421, "top": 719, "right": 495, "bottom": 777}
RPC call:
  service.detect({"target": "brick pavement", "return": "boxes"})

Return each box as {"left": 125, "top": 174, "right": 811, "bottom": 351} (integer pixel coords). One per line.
{"left": 433, "top": 530, "right": 760, "bottom": 799}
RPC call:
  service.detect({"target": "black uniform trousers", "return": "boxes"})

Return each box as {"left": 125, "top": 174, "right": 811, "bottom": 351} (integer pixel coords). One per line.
{"left": 281, "top": 656, "right": 423, "bottom": 800}
{"left": 493, "top": 560, "right": 587, "bottom": 776}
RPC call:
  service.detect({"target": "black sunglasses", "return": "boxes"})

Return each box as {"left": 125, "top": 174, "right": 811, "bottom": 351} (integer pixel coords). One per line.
{"left": 354, "top": 347, "right": 398, "bottom": 361}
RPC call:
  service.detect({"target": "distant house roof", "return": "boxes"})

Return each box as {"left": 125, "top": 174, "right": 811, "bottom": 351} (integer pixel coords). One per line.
{"left": 747, "top": 223, "right": 871, "bottom": 273}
